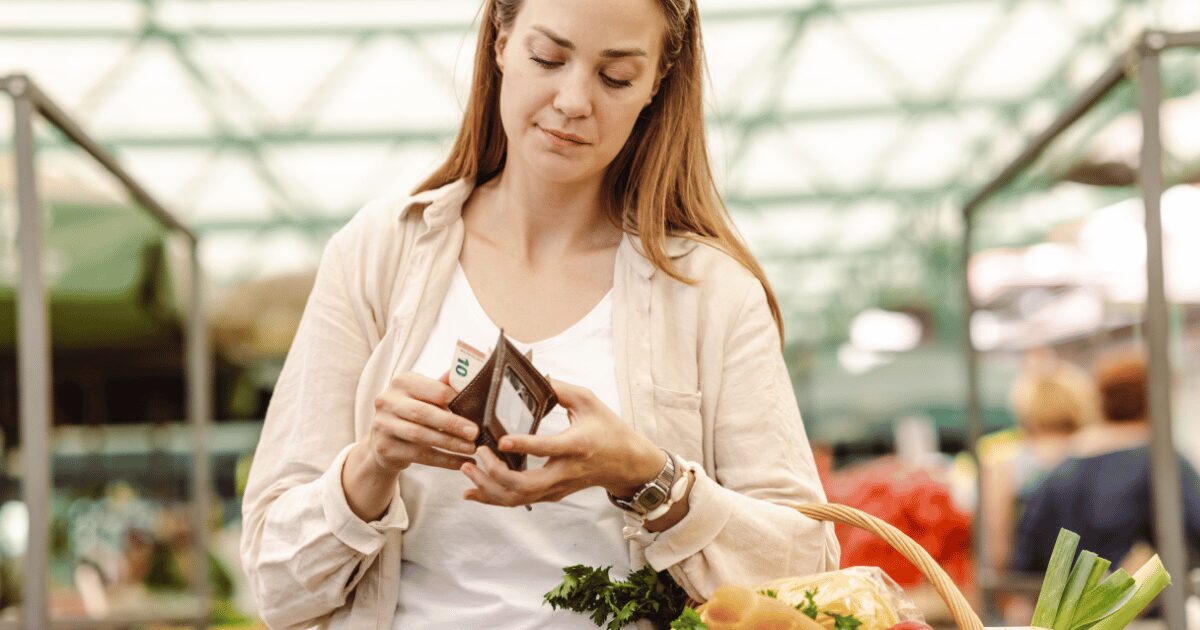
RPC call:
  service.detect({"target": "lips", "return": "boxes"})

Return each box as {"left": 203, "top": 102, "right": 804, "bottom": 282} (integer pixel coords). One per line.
{"left": 538, "top": 125, "right": 588, "bottom": 146}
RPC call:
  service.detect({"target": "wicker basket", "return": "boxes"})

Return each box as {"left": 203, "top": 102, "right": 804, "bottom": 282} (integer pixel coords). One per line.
{"left": 786, "top": 502, "right": 983, "bottom": 630}
{"left": 689, "top": 502, "right": 986, "bottom": 630}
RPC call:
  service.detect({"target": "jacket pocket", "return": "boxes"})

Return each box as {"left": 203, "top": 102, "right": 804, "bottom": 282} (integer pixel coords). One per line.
{"left": 652, "top": 385, "right": 703, "bottom": 462}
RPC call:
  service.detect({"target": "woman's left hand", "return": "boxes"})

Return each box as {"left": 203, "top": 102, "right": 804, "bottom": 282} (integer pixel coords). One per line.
{"left": 460, "top": 380, "right": 666, "bottom": 507}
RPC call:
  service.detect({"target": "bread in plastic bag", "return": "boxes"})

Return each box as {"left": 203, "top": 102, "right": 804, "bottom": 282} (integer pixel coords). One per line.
{"left": 755, "top": 566, "right": 925, "bottom": 630}
{"left": 697, "top": 585, "right": 825, "bottom": 630}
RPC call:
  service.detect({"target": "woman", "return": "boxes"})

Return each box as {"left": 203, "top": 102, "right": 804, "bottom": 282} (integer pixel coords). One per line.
{"left": 239, "top": 0, "right": 838, "bottom": 627}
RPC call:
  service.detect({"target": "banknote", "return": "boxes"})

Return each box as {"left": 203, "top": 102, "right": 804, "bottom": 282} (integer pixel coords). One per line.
{"left": 449, "top": 339, "right": 487, "bottom": 392}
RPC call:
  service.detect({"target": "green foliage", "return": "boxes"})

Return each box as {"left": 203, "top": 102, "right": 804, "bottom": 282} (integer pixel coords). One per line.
{"left": 829, "top": 611, "right": 864, "bottom": 630}
{"left": 669, "top": 608, "right": 707, "bottom": 630}
{"left": 797, "top": 588, "right": 820, "bottom": 619}
{"left": 545, "top": 565, "right": 690, "bottom": 630}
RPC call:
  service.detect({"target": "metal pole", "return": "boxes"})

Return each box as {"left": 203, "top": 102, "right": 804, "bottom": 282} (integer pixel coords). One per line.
{"left": 1161, "top": 30, "right": 1200, "bottom": 49}
{"left": 187, "top": 245, "right": 212, "bottom": 629}
{"left": 1136, "top": 32, "right": 1189, "bottom": 629}
{"left": 10, "top": 75, "right": 53, "bottom": 630}
{"left": 960, "top": 211, "right": 992, "bottom": 621}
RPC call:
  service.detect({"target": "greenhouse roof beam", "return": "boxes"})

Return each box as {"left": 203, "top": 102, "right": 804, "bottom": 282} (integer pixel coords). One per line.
{"left": 0, "top": 0, "right": 1006, "bottom": 40}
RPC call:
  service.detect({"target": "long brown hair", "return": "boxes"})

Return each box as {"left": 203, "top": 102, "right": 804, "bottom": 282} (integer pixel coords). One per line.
{"left": 415, "top": 0, "right": 785, "bottom": 342}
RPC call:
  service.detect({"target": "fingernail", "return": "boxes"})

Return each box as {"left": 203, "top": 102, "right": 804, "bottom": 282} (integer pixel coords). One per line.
{"left": 464, "top": 424, "right": 478, "bottom": 439}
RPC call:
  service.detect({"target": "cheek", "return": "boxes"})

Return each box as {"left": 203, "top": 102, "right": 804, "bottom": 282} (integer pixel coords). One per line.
{"left": 497, "top": 75, "right": 541, "bottom": 138}
{"left": 597, "top": 99, "right": 649, "bottom": 149}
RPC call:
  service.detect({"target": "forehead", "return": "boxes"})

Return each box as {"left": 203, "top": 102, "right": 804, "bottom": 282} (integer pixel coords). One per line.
{"left": 513, "top": 0, "right": 667, "bottom": 58}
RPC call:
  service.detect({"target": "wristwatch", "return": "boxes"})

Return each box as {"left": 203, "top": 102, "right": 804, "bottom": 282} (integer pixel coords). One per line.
{"left": 607, "top": 450, "right": 677, "bottom": 516}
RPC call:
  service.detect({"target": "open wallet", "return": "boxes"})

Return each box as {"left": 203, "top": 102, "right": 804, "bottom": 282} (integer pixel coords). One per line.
{"left": 448, "top": 329, "right": 558, "bottom": 471}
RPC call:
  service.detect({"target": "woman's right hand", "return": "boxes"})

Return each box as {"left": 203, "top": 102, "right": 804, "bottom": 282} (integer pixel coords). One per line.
{"left": 365, "top": 371, "right": 479, "bottom": 474}
{"left": 343, "top": 372, "right": 478, "bottom": 521}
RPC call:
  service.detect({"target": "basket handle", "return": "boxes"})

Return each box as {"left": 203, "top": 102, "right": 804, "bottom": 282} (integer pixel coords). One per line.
{"left": 788, "top": 502, "right": 983, "bottom": 630}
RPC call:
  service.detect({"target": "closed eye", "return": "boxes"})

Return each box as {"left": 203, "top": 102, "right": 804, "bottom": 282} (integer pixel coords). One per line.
{"left": 530, "top": 56, "right": 635, "bottom": 90}
{"left": 530, "top": 56, "right": 562, "bottom": 69}
{"left": 601, "top": 75, "right": 633, "bottom": 89}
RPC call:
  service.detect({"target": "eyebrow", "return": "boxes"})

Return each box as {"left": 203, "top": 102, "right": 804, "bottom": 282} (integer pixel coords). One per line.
{"left": 530, "top": 25, "right": 648, "bottom": 58}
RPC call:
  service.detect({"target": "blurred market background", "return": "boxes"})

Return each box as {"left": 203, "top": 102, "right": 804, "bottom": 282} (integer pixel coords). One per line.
{"left": 2, "top": 0, "right": 1200, "bottom": 628}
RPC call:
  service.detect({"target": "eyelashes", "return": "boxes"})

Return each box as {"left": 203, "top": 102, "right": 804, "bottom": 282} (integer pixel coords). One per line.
{"left": 528, "top": 56, "right": 634, "bottom": 89}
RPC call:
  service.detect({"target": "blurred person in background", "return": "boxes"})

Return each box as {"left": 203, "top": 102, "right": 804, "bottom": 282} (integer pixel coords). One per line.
{"left": 980, "top": 351, "right": 1098, "bottom": 571}
{"left": 1011, "top": 349, "right": 1200, "bottom": 576}
{"left": 239, "top": 0, "right": 839, "bottom": 628}
{"left": 979, "top": 351, "right": 1097, "bottom": 622}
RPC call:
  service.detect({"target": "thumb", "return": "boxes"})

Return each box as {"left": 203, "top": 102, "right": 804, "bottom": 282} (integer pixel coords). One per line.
{"left": 439, "top": 370, "right": 451, "bottom": 385}
{"left": 551, "top": 379, "right": 592, "bottom": 411}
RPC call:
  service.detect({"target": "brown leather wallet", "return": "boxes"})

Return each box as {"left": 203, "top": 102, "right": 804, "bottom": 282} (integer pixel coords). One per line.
{"left": 448, "top": 329, "right": 558, "bottom": 471}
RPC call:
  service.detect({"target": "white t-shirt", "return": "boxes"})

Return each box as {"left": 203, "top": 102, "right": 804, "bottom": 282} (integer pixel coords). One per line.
{"left": 393, "top": 264, "right": 632, "bottom": 629}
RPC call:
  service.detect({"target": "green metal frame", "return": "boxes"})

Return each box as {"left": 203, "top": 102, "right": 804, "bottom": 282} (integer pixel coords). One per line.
{"left": 1, "top": 0, "right": 1188, "bottom": 344}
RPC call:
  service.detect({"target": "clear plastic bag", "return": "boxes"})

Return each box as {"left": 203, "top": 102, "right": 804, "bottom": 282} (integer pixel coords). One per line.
{"left": 756, "top": 566, "right": 926, "bottom": 630}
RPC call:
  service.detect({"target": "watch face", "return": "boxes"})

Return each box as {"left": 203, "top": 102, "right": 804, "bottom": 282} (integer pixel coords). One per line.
{"left": 635, "top": 486, "right": 668, "bottom": 512}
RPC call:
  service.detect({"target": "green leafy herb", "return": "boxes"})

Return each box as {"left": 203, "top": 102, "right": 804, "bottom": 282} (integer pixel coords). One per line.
{"left": 797, "top": 588, "right": 820, "bottom": 619}
{"left": 545, "top": 565, "right": 689, "bottom": 630}
{"left": 828, "top": 611, "right": 864, "bottom": 630}
{"left": 758, "top": 589, "right": 778, "bottom": 598}
{"left": 670, "top": 607, "right": 708, "bottom": 629}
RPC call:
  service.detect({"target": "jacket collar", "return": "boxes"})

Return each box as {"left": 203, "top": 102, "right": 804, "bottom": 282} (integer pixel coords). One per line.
{"left": 401, "top": 178, "right": 474, "bottom": 228}
{"left": 620, "top": 233, "right": 700, "bottom": 279}
{"left": 404, "top": 177, "right": 700, "bottom": 276}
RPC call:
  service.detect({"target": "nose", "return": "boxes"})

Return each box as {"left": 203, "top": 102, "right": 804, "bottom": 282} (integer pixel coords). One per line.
{"left": 552, "top": 66, "right": 593, "bottom": 119}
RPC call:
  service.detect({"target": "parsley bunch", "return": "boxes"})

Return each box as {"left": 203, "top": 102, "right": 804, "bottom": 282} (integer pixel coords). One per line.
{"left": 544, "top": 565, "right": 690, "bottom": 629}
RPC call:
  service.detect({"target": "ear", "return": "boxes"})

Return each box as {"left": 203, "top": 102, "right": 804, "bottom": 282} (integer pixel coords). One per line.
{"left": 495, "top": 29, "right": 510, "bottom": 73}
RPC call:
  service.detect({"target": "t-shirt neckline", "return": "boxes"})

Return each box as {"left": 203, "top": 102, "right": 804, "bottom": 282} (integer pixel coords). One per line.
{"left": 453, "top": 262, "right": 613, "bottom": 354}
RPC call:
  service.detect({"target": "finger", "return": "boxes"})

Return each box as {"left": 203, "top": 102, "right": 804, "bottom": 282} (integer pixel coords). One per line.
{"left": 498, "top": 432, "right": 581, "bottom": 458}
{"left": 476, "top": 447, "right": 560, "bottom": 495}
{"left": 389, "top": 372, "right": 457, "bottom": 407}
{"left": 438, "top": 370, "right": 452, "bottom": 386}
{"left": 550, "top": 379, "right": 595, "bottom": 411}
{"left": 460, "top": 461, "right": 523, "bottom": 507}
{"left": 377, "top": 395, "right": 479, "bottom": 441}
{"left": 387, "top": 418, "right": 476, "bottom": 455}
{"left": 405, "top": 445, "right": 474, "bottom": 471}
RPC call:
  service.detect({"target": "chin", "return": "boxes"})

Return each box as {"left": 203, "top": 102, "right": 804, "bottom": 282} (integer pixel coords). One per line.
{"left": 526, "top": 150, "right": 601, "bottom": 185}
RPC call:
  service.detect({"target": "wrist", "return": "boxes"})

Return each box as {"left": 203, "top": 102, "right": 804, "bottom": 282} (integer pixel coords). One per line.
{"left": 607, "top": 441, "right": 668, "bottom": 498}
{"left": 348, "top": 442, "right": 399, "bottom": 484}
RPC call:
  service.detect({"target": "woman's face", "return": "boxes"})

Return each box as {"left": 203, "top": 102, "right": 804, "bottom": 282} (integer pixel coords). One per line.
{"left": 495, "top": 0, "right": 666, "bottom": 185}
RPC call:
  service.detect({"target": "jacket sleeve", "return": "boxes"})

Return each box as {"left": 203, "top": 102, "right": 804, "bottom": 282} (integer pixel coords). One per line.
{"left": 635, "top": 280, "right": 840, "bottom": 600}
{"left": 239, "top": 226, "right": 408, "bottom": 629}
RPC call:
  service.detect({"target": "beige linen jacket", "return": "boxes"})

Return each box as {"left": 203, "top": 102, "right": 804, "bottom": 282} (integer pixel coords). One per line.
{"left": 240, "top": 178, "right": 840, "bottom": 629}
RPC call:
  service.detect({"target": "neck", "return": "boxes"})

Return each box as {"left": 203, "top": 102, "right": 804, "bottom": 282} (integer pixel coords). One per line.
{"left": 1073, "top": 421, "right": 1150, "bottom": 457}
{"left": 474, "top": 168, "right": 618, "bottom": 264}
